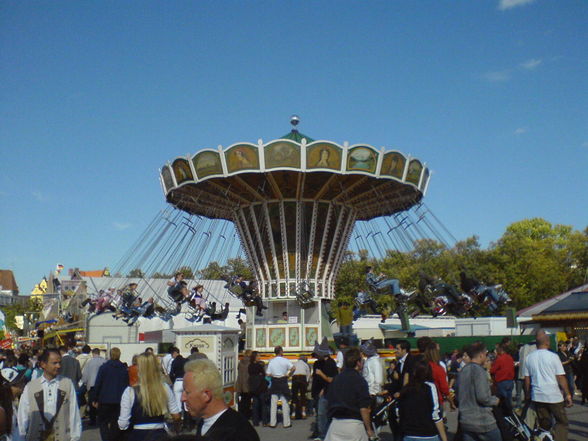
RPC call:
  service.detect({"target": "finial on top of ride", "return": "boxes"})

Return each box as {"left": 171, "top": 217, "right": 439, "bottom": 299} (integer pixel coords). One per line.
{"left": 290, "top": 114, "right": 300, "bottom": 128}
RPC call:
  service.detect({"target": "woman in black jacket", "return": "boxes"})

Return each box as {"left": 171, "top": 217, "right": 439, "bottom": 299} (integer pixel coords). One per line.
{"left": 248, "top": 351, "right": 269, "bottom": 427}
{"left": 398, "top": 360, "right": 448, "bottom": 441}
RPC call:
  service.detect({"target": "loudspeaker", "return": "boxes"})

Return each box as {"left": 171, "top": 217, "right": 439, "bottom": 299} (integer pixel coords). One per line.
{"left": 505, "top": 307, "right": 517, "bottom": 328}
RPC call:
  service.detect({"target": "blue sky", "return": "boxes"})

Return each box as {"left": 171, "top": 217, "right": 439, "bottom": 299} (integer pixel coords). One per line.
{"left": 1, "top": 0, "right": 587, "bottom": 294}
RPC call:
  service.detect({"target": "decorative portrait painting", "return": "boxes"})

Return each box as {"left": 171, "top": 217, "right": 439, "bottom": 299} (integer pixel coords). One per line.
{"left": 172, "top": 158, "right": 193, "bottom": 184}
{"left": 161, "top": 166, "right": 174, "bottom": 192}
{"left": 347, "top": 146, "right": 377, "bottom": 173}
{"left": 380, "top": 152, "right": 406, "bottom": 179}
{"left": 225, "top": 144, "right": 260, "bottom": 173}
{"left": 264, "top": 141, "right": 300, "bottom": 169}
{"left": 307, "top": 142, "right": 342, "bottom": 170}
{"left": 406, "top": 159, "right": 423, "bottom": 186}
{"left": 192, "top": 150, "right": 223, "bottom": 178}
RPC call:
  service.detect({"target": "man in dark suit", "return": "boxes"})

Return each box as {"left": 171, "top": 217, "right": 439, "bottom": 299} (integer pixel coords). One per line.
{"left": 182, "top": 358, "right": 259, "bottom": 441}
{"left": 58, "top": 344, "right": 82, "bottom": 389}
{"left": 393, "top": 340, "right": 415, "bottom": 390}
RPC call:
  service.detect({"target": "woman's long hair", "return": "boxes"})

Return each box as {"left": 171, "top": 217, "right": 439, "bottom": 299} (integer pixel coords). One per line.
{"left": 399, "top": 360, "right": 433, "bottom": 398}
{"left": 0, "top": 381, "right": 13, "bottom": 434}
{"left": 136, "top": 353, "right": 168, "bottom": 417}
{"left": 423, "top": 342, "right": 440, "bottom": 365}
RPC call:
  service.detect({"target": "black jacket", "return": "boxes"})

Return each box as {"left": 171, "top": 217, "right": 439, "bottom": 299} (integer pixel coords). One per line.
{"left": 170, "top": 355, "right": 187, "bottom": 382}
{"left": 92, "top": 359, "right": 129, "bottom": 404}
{"left": 195, "top": 407, "right": 259, "bottom": 441}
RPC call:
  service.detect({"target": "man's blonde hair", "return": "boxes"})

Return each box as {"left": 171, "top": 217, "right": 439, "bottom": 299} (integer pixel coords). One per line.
{"left": 110, "top": 347, "right": 121, "bottom": 360}
{"left": 184, "top": 359, "right": 223, "bottom": 399}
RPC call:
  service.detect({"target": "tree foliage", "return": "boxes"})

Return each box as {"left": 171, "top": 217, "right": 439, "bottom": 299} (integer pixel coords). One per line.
{"left": 196, "top": 257, "right": 254, "bottom": 280}
{"left": 127, "top": 268, "right": 145, "bottom": 278}
{"left": 2, "top": 297, "right": 43, "bottom": 332}
{"left": 335, "top": 218, "right": 588, "bottom": 310}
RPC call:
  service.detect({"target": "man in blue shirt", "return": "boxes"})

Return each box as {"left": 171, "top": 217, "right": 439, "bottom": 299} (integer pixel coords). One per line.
{"left": 325, "top": 347, "right": 375, "bottom": 441}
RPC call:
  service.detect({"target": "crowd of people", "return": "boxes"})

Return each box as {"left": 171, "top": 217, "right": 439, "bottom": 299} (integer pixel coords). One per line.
{"left": 0, "top": 344, "right": 259, "bottom": 441}
{"left": 1, "top": 330, "right": 587, "bottom": 441}
{"left": 231, "top": 332, "right": 587, "bottom": 441}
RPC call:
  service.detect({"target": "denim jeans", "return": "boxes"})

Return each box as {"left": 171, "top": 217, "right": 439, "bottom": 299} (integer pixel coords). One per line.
{"left": 404, "top": 436, "right": 440, "bottom": 441}
{"left": 566, "top": 372, "right": 575, "bottom": 397}
{"left": 340, "top": 324, "right": 353, "bottom": 336}
{"left": 496, "top": 379, "right": 514, "bottom": 413}
{"left": 462, "top": 428, "right": 502, "bottom": 441}
{"left": 376, "top": 278, "right": 400, "bottom": 295}
{"left": 317, "top": 395, "right": 330, "bottom": 439}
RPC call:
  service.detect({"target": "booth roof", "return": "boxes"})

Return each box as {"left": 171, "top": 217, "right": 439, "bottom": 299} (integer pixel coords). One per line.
{"left": 517, "top": 282, "right": 588, "bottom": 317}
{"left": 172, "top": 324, "right": 239, "bottom": 333}
{"left": 540, "top": 291, "right": 588, "bottom": 314}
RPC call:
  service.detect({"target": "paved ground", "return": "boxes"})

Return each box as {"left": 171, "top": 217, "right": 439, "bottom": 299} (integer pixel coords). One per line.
{"left": 81, "top": 397, "right": 588, "bottom": 440}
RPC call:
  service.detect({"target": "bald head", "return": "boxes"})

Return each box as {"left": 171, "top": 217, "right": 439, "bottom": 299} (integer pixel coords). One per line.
{"left": 536, "top": 329, "right": 550, "bottom": 348}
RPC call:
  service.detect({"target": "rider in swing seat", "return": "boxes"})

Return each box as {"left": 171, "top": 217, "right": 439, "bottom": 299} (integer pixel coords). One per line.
{"left": 365, "top": 266, "right": 402, "bottom": 296}
{"left": 235, "top": 276, "right": 267, "bottom": 316}
{"left": 167, "top": 272, "right": 189, "bottom": 313}
{"left": 459, "top": 271, "right": 504, "bottom": 308}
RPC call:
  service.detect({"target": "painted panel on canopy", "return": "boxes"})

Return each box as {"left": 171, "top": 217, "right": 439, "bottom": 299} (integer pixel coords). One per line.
{"left": 225, "top": 144, "right": 260, "bottom": 173}
{"left": 306, "top": 142, "right": 342, "bottom": 170}
{"left": 172, "top": 158, "right": 194, "bottom": 184}
{"left": 347, "top": 146, "right": 378, "bottom": 173}
{"left": 269, "top": 327, "right": 286, "bottom": 347}
{"left": 161, "top": 166, "right": 175, "bottom": 192}
{"left": 193, "top": 150, "right": 223, "bottom": 179}
{"left": 420, "top": 168, "right": 430, "bottom": 191}
{"left": 289, "top": 327, "right": 300, "bottom": 346}
{"left": 264, "top": 141, "right": 301, "bottom": 169}
{"left": 255, "top": 328, "right": 266, "bottom": 347}
{"left": 406, "top": 159, "right": 423, "bottom": 186}
{"left": 381, "top": 152, "right": 406, "bottom": 179}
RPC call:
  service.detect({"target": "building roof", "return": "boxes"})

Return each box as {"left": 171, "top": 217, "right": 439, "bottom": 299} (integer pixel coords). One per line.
{"left": 517, "top": 283, "right": 588, "bottom": 317}
{"left": 0, "top": 270, "right": 19, "bottom": 294}
{"left": 78, "top": 269, "right": 107, "bottom": 277}
{"left": 540, "top": 291, "right": 588, "bottom": 314}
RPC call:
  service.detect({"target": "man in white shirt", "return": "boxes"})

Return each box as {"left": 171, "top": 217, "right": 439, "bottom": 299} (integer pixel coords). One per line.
{"left": 360, "top": 340, "right": 383, "bottom": 396}
{"left": 523, "top": 329, "right": 572, "bottom": 441}
{"left": 161, "top": 346, "right": 174, "bottom": 376}
{"left": 266, "top": 346, "right": 294, "bottom": 428}
{"left": 18, "top": 348, "right": 81, "bottom": 441}
{"left": 81, "top": 348, "right": 106, "bottom": 425}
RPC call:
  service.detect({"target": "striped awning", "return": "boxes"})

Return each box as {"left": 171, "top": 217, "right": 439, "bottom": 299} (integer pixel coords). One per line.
{"left": 531, "top": 312, "right": 588, "bottom": 321}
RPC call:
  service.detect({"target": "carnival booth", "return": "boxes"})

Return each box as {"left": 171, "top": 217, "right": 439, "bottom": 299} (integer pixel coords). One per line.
{"left": 172, "top": 324, "right": 240, "bottom": 404}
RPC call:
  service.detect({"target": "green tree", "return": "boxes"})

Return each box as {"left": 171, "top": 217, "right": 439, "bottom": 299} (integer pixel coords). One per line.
{"left": 225, "top": 257, "right": 254, "bottom": 280}
{"left": 177, "top": 266, "right": 195, "bottom": 279}
{"left": 197, "top": 261, "right": 227, "bottom": 280}
{"left": 2, "top": 298, "right": 43, "bottom": 332}
{"left": 127, "top": 268, "right": 145, "bottom": 278}
{"left": 489, "top": 218, "right": 579, "bottom": 308}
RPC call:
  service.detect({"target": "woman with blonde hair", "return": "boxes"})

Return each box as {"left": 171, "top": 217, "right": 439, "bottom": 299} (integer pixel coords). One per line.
{"left": 118, "top": 353, "right": 181, "bottom": 440}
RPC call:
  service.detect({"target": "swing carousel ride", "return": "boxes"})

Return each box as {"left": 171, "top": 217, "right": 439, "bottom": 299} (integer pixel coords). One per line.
{"left": 155, "top": 116, "right": 432, "bottom": 351}
{"left": 67, "top": 117, "right": 509, "bottom": 352}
